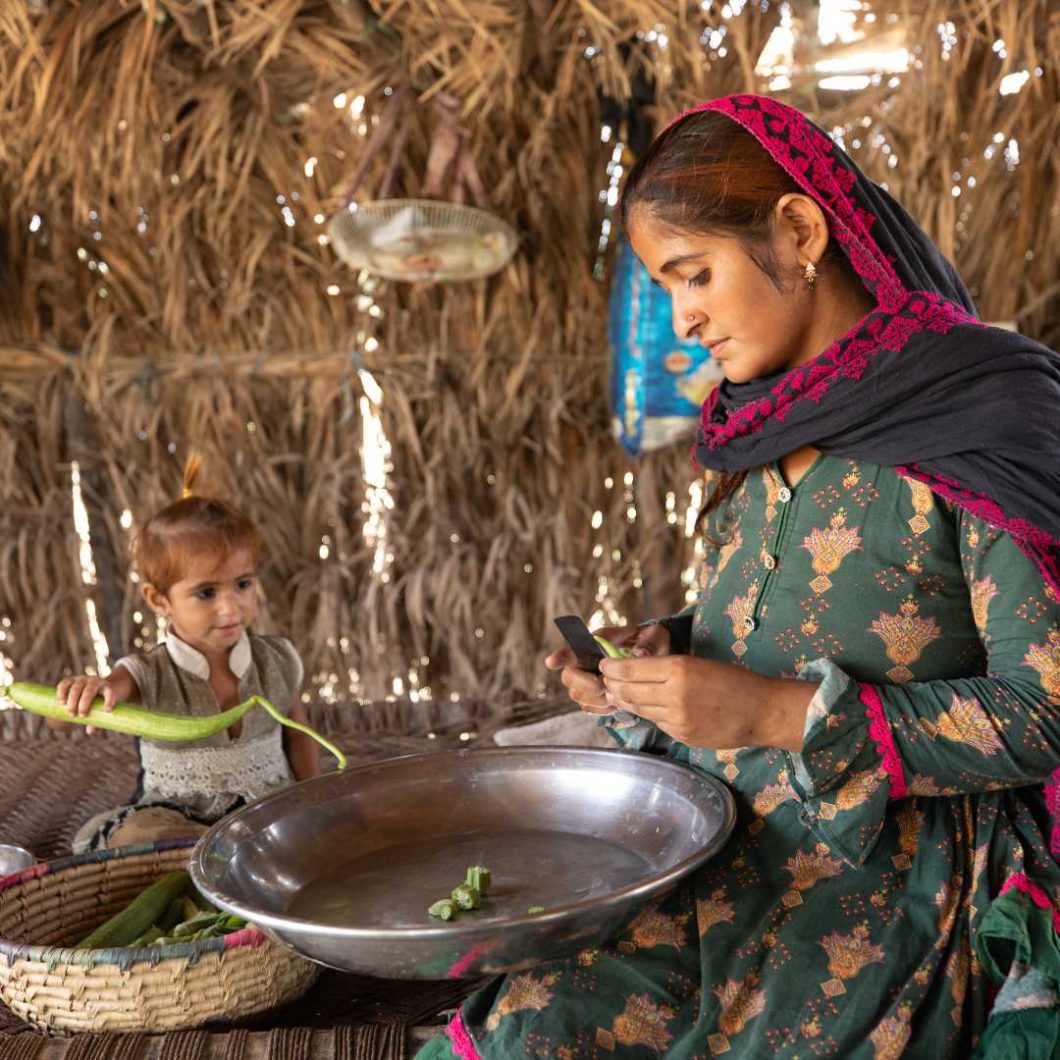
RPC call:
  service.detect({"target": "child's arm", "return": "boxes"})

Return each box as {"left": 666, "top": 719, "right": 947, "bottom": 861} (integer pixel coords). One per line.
{"left": 283, "top": 700, "right": 322, "bottom": 779}
{"left": 49, "top": 664, "right": 140, "bottom": 733}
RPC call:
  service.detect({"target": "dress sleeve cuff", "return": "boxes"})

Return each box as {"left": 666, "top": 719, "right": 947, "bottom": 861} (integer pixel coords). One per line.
{"left": 783, "top": 659, "right": 895, "bottom": 867}
{"left": 640, "top": 609, "right": 694, "bottom": 655}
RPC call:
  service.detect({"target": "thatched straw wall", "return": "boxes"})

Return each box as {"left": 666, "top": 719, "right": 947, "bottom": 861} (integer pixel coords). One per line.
{"left": 0, "top": 1, "right": 1057, "bottom": 711}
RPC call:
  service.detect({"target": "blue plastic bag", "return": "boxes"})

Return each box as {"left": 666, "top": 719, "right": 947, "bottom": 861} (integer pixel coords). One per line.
{"left": 608, "top": 235, "right": 724, "bottom": 456}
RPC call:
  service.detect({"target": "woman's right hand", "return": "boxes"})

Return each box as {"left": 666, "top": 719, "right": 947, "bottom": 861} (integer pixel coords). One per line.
{"left": 55, "top": 675, "right": 117, "bottom": 735}
{"left": 544, "top": 623, "right": 671, "bottom": 713}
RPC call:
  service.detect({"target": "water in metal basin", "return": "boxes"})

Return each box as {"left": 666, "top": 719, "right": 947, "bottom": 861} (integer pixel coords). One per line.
{"left": 285, "top": 828, "right": 651, "bottom": 930}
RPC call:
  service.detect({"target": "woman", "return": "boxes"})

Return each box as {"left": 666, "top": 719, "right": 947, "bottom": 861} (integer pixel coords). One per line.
{"left": 423, "top": 94, "right": 1060, "bottom": 1058}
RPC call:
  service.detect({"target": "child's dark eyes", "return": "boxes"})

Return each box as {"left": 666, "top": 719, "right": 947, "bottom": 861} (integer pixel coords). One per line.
{"left": 687, "top": 270, "right": 710, "bottom": 289}
{"left": 193, "top": 577, "right": 254, "bottom": 600}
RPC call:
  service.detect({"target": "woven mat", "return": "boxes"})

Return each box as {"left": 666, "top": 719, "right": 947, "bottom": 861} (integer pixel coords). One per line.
{"left": 0, "top": 1025, "right": 440, "bottom": 1058}
{"left": 0, "top": 733, "right": 484, "bottom": 1056}
{"left": 0, "top": 696, "right": 571, "bottom": 1056}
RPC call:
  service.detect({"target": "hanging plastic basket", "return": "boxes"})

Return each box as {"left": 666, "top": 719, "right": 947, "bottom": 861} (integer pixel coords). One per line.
{"left": 328, "top": 198, "right": 517, "bottom": 283}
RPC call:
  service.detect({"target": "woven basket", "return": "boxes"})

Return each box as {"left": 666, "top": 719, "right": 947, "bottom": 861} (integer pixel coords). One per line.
{"left": 0, "top": 838, "right": 319, "bottom": 1034}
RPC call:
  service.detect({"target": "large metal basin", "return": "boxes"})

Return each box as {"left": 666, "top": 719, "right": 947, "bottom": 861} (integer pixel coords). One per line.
{"left": 191, "top": 746, "right": 735, "bottom": 978}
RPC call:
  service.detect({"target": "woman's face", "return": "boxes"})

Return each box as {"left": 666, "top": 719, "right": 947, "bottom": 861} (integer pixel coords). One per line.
{"left": 627, "top": 208, "right": 820, "bottom": 385}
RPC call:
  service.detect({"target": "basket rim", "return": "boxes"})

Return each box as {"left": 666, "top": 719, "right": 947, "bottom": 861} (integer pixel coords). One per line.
{"left": 0, "top": 837, "right": 270, "bottom": 968}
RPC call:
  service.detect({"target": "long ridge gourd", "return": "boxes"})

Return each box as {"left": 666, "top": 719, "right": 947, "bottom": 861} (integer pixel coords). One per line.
{"left": 77, "top": 871, "right": 192, "bottom": 949}
{"left": 3, "top": 683, "right": 347, "bottom": 770}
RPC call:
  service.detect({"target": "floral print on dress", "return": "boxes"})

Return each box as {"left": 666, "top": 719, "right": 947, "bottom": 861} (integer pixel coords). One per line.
{"left": 868, "top": 595, "right": 942, "bottom": 682}
{"left": 697, "top": 888, "right": 736, "bottom": 938}
{"left": 819, "top": 922, "right": 885, "bottom": 995}
{"left": 801, "top": 509, "right": 862, "bottom": 594}
{"left": 623, "top": 905, "right": 691, "bottom": 952}
{"left": 607, "top": 994, "right": 677, "bottom": 1051}
{"left": 450, "top": 457, "right": 1060, "bottom": 1060}
{"left": 970, "top": 575, "right": 999, "bottom": 634}
{"left": 724, "top": 582, "right": 758, "bottom": 659}
{"left": 920, "top": 692, "right": 1004, "bottom": 755}
{"left": 1024, "top": 626, "right": 1060, "bottom": 703}
{"left": 714, "top": 971, "right": 768, "bottom": 1037}
{"left": 483, "top": 972, "right": 559, "bottom": 1032}
{"left": 870, "top": 1003, "right": 914, "bottom": 1059}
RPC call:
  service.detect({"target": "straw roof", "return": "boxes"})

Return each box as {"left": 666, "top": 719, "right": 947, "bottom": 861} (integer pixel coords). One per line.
{"left": 0, "top": 0, "right": 1057, "bottom": 707}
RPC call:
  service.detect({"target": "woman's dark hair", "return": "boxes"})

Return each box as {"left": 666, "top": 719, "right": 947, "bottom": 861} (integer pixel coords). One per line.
{"left": 619, "top": 109, "right": 850, "bottom": 532}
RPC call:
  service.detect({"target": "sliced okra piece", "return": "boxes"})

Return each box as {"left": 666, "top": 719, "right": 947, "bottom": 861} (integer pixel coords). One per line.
{"left": 451, "top": 884, "right": 481, "bottom": 911}
{"left": 428, "top": 899, "right": 457, "bottom": 921}
{"left": 465, "top": 866, "right": 491, "bottom": 894}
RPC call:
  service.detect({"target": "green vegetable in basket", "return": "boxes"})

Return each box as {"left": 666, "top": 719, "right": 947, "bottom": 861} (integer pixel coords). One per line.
{"left": 593, "top": 635, "right": 633, "bottom": 660}
{"left": 130, "top": 926, "right": 164, "bottom": 947}
{"left": 3, "top": 683, "right": 347, "bottom": 770}
{"left": 77, "top": 871, "right": 192, "bottom": 949}
{"left": 172, "top": 911, "right": 225, "bottom": 937}
{"left": 157, "top": 897, "right": 187, "bottom": 932}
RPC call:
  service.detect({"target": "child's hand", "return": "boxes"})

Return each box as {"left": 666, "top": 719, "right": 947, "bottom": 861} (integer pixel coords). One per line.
{"left": 56, "top": 675, "right": 118, "bottom": 735}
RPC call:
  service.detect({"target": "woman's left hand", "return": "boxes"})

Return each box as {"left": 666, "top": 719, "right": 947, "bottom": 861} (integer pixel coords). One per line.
{"left": 595, "top": 655, "right": 817, "bottom": 751}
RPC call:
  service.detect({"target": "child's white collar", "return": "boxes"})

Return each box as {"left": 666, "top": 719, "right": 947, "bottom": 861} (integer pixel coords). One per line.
{"left": 164, "top": 630, "right": 252, "bottom": 681}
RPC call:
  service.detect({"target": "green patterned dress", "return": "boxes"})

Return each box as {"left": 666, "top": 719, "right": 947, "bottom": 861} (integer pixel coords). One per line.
{"left": 422, "top": 456, "right": 1060, "bottom": 1059}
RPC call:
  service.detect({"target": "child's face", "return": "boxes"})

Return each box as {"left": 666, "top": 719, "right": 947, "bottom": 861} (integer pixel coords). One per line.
{"left": 146, "top": 547, "right": 259, "bottom": 657}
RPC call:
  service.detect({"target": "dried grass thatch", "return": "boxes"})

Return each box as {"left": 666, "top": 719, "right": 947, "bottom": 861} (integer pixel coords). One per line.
{"left": 0, "top": 0, "right": 1056, "bottom": 711}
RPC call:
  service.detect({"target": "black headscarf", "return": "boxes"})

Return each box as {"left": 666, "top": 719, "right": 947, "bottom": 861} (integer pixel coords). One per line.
{"left": 682, "top": 95, "right": 1060, "bottom": 596}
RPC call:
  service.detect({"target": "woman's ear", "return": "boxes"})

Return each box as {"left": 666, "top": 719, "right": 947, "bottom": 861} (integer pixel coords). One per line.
{"left": 141, "top": 582, "right": 170, "bottom": 617}
{"left": 775, "top": 193, "right": 830, "bottom": 267}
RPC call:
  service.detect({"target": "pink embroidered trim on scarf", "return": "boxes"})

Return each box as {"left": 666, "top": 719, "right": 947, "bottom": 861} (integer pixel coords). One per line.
{"left": 1000, "top": 872, "right": 1060, "bottom": 933}
{"left": 446, "top": 1010, "right": 482, "bottom": 1060}
{"left": 697, "top": 293, "right": 979, "bottom": 453}
{"left": 669, "top": 95, "right": 982, "bottom": 457}
{"left": 896, "top": 464, "right": 1060, "bottom": 600}
{"left": 700, "top": 95, "right": 905, "bottom": 305}
{"left": 858, "top": 683, "right": 906, "bottom": 799}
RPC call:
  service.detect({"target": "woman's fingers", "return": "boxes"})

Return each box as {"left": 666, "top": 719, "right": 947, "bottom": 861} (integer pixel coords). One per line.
{"left": 544, "top": 647, "right": 575, "bottom": 671}
{"left": 560, "top": 665, "right": 610, "bottom": 711}
{"left": 577, "top": 686, "right": 615, "bottom": 715}
{"left": 631, "top": 622, "right": 671, "bottom": 657}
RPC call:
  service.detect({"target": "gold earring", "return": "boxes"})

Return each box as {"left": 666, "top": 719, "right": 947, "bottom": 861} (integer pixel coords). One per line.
{"left": 803, "top": 261, "right": 817, "bottom": 290}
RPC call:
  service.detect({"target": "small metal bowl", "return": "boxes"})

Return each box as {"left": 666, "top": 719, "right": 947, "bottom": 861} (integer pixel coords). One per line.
{"left": 0, "top": 844, "right": 35, "bottom": 877}
{"left": 192, "top": 747, "right": 735, "bottom": 978}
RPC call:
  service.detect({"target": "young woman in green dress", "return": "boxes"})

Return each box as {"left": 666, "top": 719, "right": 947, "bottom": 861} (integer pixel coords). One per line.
{"left": 421, "top": 94, "right": 1060, "bottom": 1059}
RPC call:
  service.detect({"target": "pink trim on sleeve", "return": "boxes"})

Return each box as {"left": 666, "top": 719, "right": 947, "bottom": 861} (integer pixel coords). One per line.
{"left": 1045, "top": 768, "right": 1060, "bottom": 859}
{"left": 858, "top": 683, "right": 907, "bottom": 799}
{"left": 446, "top": 1010, "right": 482, "bottom": 1060}
{"left": 1000, "top": 872, "right": 1060, "bottom": 933}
